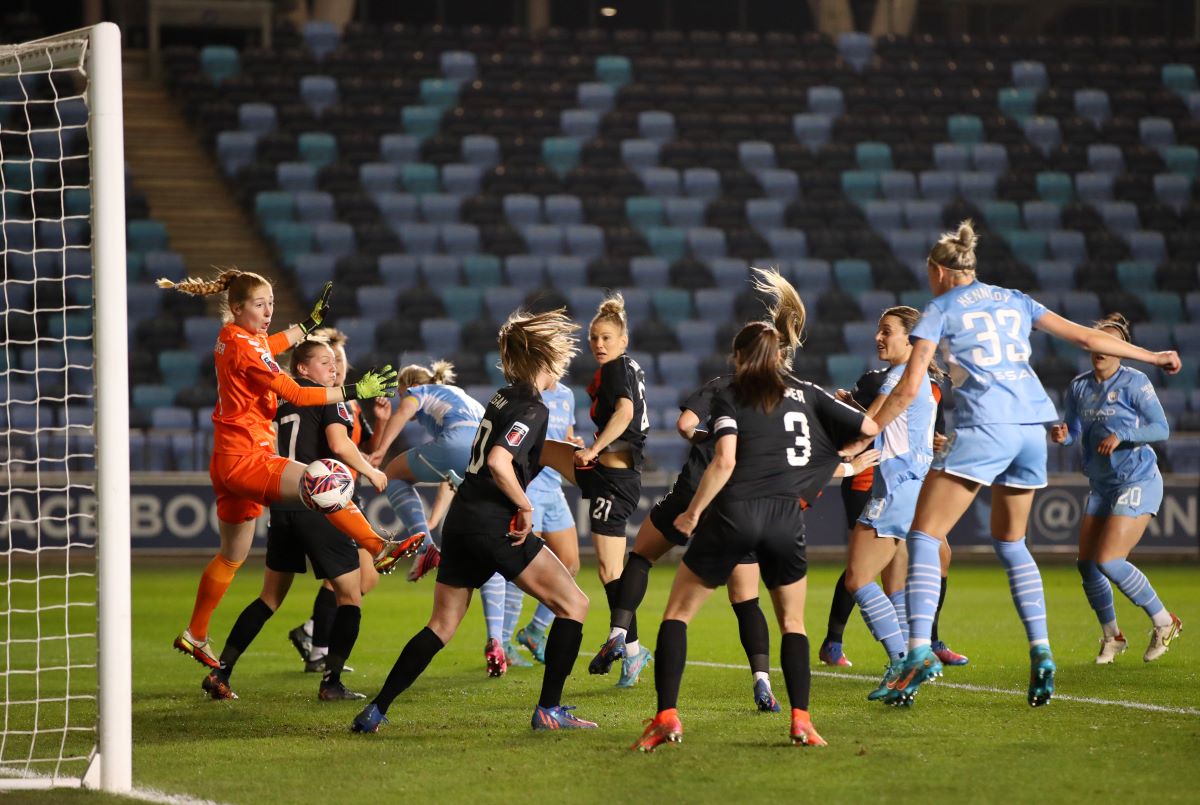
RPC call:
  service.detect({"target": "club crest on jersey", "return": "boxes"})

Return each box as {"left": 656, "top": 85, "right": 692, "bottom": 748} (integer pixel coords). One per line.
{"left": 1107, "top": 391, "right": 1118, "bottom": 403}
{"left": 505, "top": 421, "right": 530, "bottom": 446}
{"left": 261, "top": 353, "right": 281, "bottom": 374}
{"left": 336, "top": 402, "right": 353, "bottom": 422}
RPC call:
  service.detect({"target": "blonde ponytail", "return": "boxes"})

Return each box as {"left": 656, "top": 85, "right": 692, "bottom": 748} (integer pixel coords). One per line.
{"left": 751, "top": 266, "right": 806, "bottom": 355}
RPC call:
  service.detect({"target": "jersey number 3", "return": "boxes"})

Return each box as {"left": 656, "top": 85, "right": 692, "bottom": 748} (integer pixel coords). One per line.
{"left": 784, "top": 412, "right": 811, "bottom": 467}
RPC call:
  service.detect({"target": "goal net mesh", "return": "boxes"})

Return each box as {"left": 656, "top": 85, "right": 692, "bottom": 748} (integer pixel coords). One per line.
{"left": 0, "top": 32, "right": 100, "bottom": 784}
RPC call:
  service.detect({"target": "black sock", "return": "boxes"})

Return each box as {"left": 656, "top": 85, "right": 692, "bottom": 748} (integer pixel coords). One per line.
{"left": 654, "top": 619, "right": 687, "bottom": 712}
{"left": 538, "top": 617, "right": 583, "bottom": 709}
{"left": 931, "top": 576, "right": 948, "bottom": 643}
{"left": 611, "top": 553, "right": 652, "bottom": 631}
{"left": 823, "top": 570, "right": 855, "bottom": 645}
{"left": 218, "top": 598, "right": 275, "bottom": 677}
{"left": 780, "top": 632, "right": 811, "bottom": 711}
{"left": 373, "top": 627, "right": 444, "bottom": 715}
{"left": 604, "top": 578, "right": 638, "bottom": 643}
{"left": 732, "top": 597, "right": 770, "bottom": 675}
{"left": 322, "top": 604, "right": 361, "bottom": 686}
{"left": 311, "top": 587, "right": 337, "bottom": 653}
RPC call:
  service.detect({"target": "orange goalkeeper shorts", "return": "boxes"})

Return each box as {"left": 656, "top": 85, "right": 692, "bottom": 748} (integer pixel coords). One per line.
{"left": 210, "top": 451, "right": 290, "bottom": 523}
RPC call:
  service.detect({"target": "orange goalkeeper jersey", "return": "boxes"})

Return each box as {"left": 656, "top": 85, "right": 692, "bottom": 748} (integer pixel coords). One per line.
{"left": 211, "top": 324, "right": 326, "bottom": 455}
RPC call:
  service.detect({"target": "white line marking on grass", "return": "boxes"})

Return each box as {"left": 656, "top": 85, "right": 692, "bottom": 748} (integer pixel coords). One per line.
{"left": 685, "top": 660, "right": 1200, "bottom": 716}
{"left": 126, "top": 787, "right": 232, "bottom": 805}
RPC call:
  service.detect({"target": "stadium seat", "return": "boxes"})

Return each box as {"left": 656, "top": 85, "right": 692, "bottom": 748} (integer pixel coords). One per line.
{"left": 1023, "top": 201, "right": 1062, "bottom": 231}
{"left": 826, "top": 353, "right": 867, "bottom": 390}
{"left": 694, "top": 288, "right": 734, "bottom": 320}
{"left": 297, "top": 132, "right": 337, "bottom": 167}
{"left": 856, "top": 142, "right": 893, "bottom": 172}
{"left": 663, "top": 198, "right": 705, "bottom": 228}
{"left": 640, "top": 167, "right": 681, "bottom": 197}
{"left": 356, "top": 285, "right": 401, "bottom": 320}
{"left": 865, "top": 200, "right": 902, "bottom": 231}
{"left": 1048, "top": 230, "right": 1087, "bottom": 266}
{"left": 439, "top": 287, "right": 483, "bottom": 325}
{"left": 546, "top": 256, "right": 587, "bottom": 290}
{"left": 441, "top": 223, "right": 481, "bottom": 256}
{"left": 959, "top": 172, "right": 998, "bottom": 202}
{"left": 1023, "top": 117, "right": 1061, "bottom": 156}
{"left": 841, "top": 170, "right": 880, "bottom": 204}
{"left": 709, "top": 257, "right": 749, "bottom": 287}
{"left": 1127, "top": 231, "right": 1167, "bottom": 264}
{"left": 463, "top": 254, "right": 502, "bottom": 287}
{"left": 1154, "top": 174, "right": 1191, "bottom": 211}
{"left": 836, "top": 31, "right": 873, "bottom": 72}
{"left": 626, "top": 196, "right": 665, "bottom": 229}
{"left": 738, "top": 141, "right": 776, "bottom": 172}
{"left": 1138, "top": 291, "right": 1184, "bottom": 324}
{"left": 381, "top": 134, "right": 422, "bottom": 165}
{"left": 982, "top": 201, "right": 1020, "bottom": 232}
{"left": 1075, "top": 90, "right": 1111, "bottom": 128}
{"left": 1086, "top": 144, "right": 1124, "bottom": 175}
{"left": 596, "top": 55, "right": 633, "bottom": 88}
{"left": 630, "top": 256, "right": 670, "bottom": 289}
{"left": 934, "top": 143, "right": 971, "bottom": 172}
{"left": 1034, "top": 261, "right": 1074, "bottom": 291}
{"left": 1164, "top": 145, "right": 1198, "bottom": 178}
{"left": 683, "top": 168, "right": 721, "bottom": 201}
{"left": 621, "top": 139, "right": 660, "bottom": 171}
{"left": 834, "top": 259, "right": 872, "bottom": 294}
{"left": 793, "top": 113, "right": 833, "bottom": 150}
{"left": 294, "top": 191, "right": 335, "bottom": 223}
{"left": 657, "top": 352, "right": 700, "bottom": 389}
{"left": 420, "top": 318, "right": 461, "bottom": 355}
{"left": 420, "top": 193, "right": 462, "bottom": 224}
{"left": 1075, "top": 172, "right": 1114, "bottom": 203}
{"left": 916, "top": 171, "right": 953, "bottom": 202}
{"left": 377, "top": 192, "right": 419, "bottom": 226}
{"left": 545, "top": 195, "right": 584, "bottom": 225}
{"left": 687, "top": 227, "right": 727, "bottom": 260}
{"left": 483, "top": 286, "right": 524, "bottom": 322}
{"left": 766, "top": 228, "right": 807, "bottom": 259}
{"left": 127, "top": 219, "right": 168, "bottom": 252}
{"left": 254, "top": 190, "right": 296, "bottom": 225}
{"left": 215, "top": 131, "right": 256, "bottom": 175}
{"left": 301, "top": 20, "right": 339, "bottom": 60}
{"left": 948, "top": 115, "right": 984, "bottom": 145}
{"left": 461, "top": 134, "right": 499, "bottom": 169}
{"left": 755, "top": 168, "right": 800, "bottom": 201}
{"left": 646, "top": 226, "right": 687, "bottom": 261}
{"left": 746, "top": 198, "right": 785, "bottom": 234}
{"left": 199, "top": 45, "right": 239, "bottom": 84}
{"left": 1139, "top": 117, "right": 1175, "bottom": 149}
{"left": 807, "top": 86, "right": 844, "bottom": 117}
{"left": 299, "top": 76, "right": 338, "bottom": 116}
{"left": 277, "top": 161, "right": 318, "bottom": 192}
{"left": 639, "top": 111, "right": 675, "bottom": 144}
{"left": 998, "top": 87, "right": 1037, "bottom": 121}
{"left": 674, "top": 320, "right": 716, "bottom": 357}
{"left": 566, "top": 224, "right": 604, "bottom": 259}
{"left": 419, "top": 79, "right": 460, "bottom": 110}
{"left": 652, "top": 288, "right": 693, "bottom": 325}
{"left": 401, "top": 106, "right": 443, "bottom": 140}
{"left": 1036, "top": 172, "right": 1074, "bottom": 204}
{"left": 238, "top": 102, "right": 276, "bottom": 135}
{"left": 504, "top": 255, "right": 544, "bottom": 291}
{"left": 442, "top": 164, "right": 483, "bottom": 196}
{"left": 577, "top": 82, "right": 616, "bottom": 113}
{"left": 440, "top": 50, "right": 478, "bottom": 82}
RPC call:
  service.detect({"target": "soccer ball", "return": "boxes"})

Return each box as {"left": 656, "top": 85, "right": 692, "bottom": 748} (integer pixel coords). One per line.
{"left": 299, "top": 458, "right": 355, "bottom": 513}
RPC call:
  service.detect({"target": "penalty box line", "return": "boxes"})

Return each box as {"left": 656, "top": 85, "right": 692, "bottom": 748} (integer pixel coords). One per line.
{"left": 686, "top": 660, "right": 1200, "bottom": 717}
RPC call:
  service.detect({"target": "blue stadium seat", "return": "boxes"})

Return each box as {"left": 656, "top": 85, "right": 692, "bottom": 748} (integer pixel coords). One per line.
{"left": 1087, "top": 143, "right": 1123, "bottom": 174}
{"left": 440, "top": 50, "right": 477, "bottom": 82}
{"left": 645, "top": 432, "right": 689, "bottom": 471}
{"left": 688, "top": 227, "right": 727, "bottom": 260}
{"left": 917, "top": 171, "right": 954, "bottom": 202}
{"left": 792, "top": 259, "right": 832, "bottom": 295}
{"left": 301, "top": 20, "right": 339, "bottom": 59}
{"left": 903, "top": 200, "right": 941, "bottom": 230}
{"left": 158, "top": 351, "right": 201, "bottom": 391}
{"left": 522, "top": 224, "right": 564, "bottom": 256}
{"left": 933, "top": 143, "right": 971, "bottom": 172}
{"left": 400, "top": 163, "right": 439, "bottom": 195}
{"left": 708, "top": 257, "right": 749, "bottom": 287}
{"left": 442, "top": 164, "right": 483, "bottom": 196}
{"left": 381, "top": 134, "right": 422, "bottom": 165}
{"left": 1140, "top": 117, "right": 1175, "bottom": 150}
{"left": 295, "top": 254, "right": 338, "bottom": 293}
{"left": 127, "top": 219, "right": 168, "bottom": 252}
{"left": 1133, "top": 322, "right": 1173, "bottom": 352}
{"left": 182, "top": 317, "right": 222, "bottom": 353}
{"left": 792, "top": 113, "right": 833, "bottom": 150}
{"left": 899, "top": 289, "right": 932, "bottom": 309}
{"left": 1012, "top": 61, "right": 1048, "bottom": 93}
{"left": 859, "top": 290, "right": 896, "bottom": 316}
{"left": 1174, "top": 323, "right": 1200, "bottom": 353}
{"left": 294, "top": 191, "right": 335, "bottom": 223}
{"left": 297, "top": 132, "right": 337, "bottom": 167}
{"left": 865, "top": 200, "right": 902, "bottom": 230}
{"left": 683, "top": 168, "right": 721, "bottom": 201}
{"left": 1023, "top": 201, "right": 1061, "bottom": 231}
{"left": 1127, "top": 231, "right": 1167, "bottom": 265}
{"left": 807, "top": 86, "right": 844, "bottom": 117}
{"left": 1062, "top": 291, "right": 1101, "bottom": 321}
{"left": 377, "top": 193, "right": 419, "bottom": 228}
{"left": 1154, "top": 173, "right": 1191, "bottom": 212}
{"left": 1034, "top": 261, "right": 1074, "bottom": 291}
{"left": 630, "top": 256, "right": 670, "bottom": 289}
{"left": 566, "top": 224, "right": 604, "bottom": 259}
{"left": 1023, "top": 117, "right": 1061, "bottom": 156}
{"left": 560, "top": 109, "right": 600, "bottom": 143}
{"left": 441, "top": 223, "right": 481, "bottom": 256}
{"left": 674, "top": 320, "right": 717, "bottom": 357}
{"left": 144, "top": 251, "right": 185, "bottom": 283}
{"left": 621, "top": 289, "right": 652, "bottom": 327}
{"left": 827, "top": 353, "right": 867, "bottom": 390}
{"left": 399, "top": 222, "right": 439, "bottom": 255}
{"left": 215, "top": 131, "right": 257, "bottom": 175}
{"left": 578, "top": 82, "right": 616, "bottom": 112}
{"left": 482, "top": 286, "right": 526, "bottom": 322}
{"left": 1075, "top": 90, "right": 1111, "bottom": 128}
{"left": 419, "top": 255, "right": 461, "bottom": 290}
{"left": 1099, "top": 201, "right": 1140, "bottom": 236}
{"left": 439, "top": 287, "right": 483, "bottom": 325}
{"left": 1138, "top": 291, "right": 1183, "bottom": 325}
{"left": 379, "top": 254, "right": 419, "bottom": 289}
{"left": 277, "top": 161, "right": 317, "bottom": 192}
{"left": 959, "top": 171, "right": 998, "bottom": 202}
{"left": 1075, "top": 172, "right": 1114, "bottom": 204}
{"left": 1048, "top": 230, "right": 1087, "bottom": 266}
{"left": 886, "top": 229, "right": 930, "bottom": 265}
{"left": 658, "top": 352, "right": 700, "bottom": 390}
{"left": 504, "top": 255, "right": 545, "bottom": 291}
{"left": 856, "top": 142, "right": 893, "bottom": 172}
{"left": 1005, "top": 230, "right": 1047, "bottom": 263}
{"left": 299, "top": 76, "right": 338, "bottom": 116}
{"left": 755, "top": 168, "right": 800, "bottom": 201}
{"left": 359, "top": 163, "right": 400, "bottom": 196}
{"left": 566, "top": 287, "right": 606, "bottom": 320}
{"left": 746, "top": 198, "right": 785, "bottom": 235}
{"left": 639, "top": 111, "right": 675, "bottom": 144}
{"left": 621, "top": 138, "right": 660, "bottom": 171}
{"left": 314, "top": 222, "right": 354, "bottom": 256}
{"left": 461, "top": 134, "right": 499, "bottom": 169}
{"left": 238, "top": 102, "right": 276, "bottom": 135}
{"left": 972, "top": 143, "right": 1009, "bottom": 174}
{"left": 843, "top": 322, "right": 877, "bottom": 354}
{"left": 998, "top": 87, "right": 1037, "bottom": 121}
{"left": 503, "top": 194, "right": 541, "bottom": 226}
{"left": 836, "top": 31, "right": 873, "bottom": 72}
{"left": 640, "top": 167, "right": 681, "bottom": 197}
{"left": 420, "top": 318, "right": 461, "bottom": 354}
{"left": 738, "top": 141, "right": 776, "bottom": 172}
{"left": 664, "top": 197, "right": 706, "bottom": 228}
{"left": 356, "top": 285, "right": 400, "bottom": 320}
{"left": 626, "top": 196, "right": 664, "bottom": 229}
{"left": 694, "top": 288, "right": 734, "bottom": 320}
{"left": 766, "top": 228, "right": 807, "bottom": 259}
{"left": 419, "top": 79, "right": 461, "bottom": 110}
{"left": 420, "top": 193, "right": 462, "bottom": 224}
{"left": 545, "top": 194, "right": 584, "bottom": 225}
{"left": 546, "top": 256, "right": 587, "bottom": 290}
{"left": 199, "top": 45, "right": 239, "bottom": 84}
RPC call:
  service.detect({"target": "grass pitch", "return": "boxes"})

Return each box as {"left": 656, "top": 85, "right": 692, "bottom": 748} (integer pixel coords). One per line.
{"left": 11, "top": 558, "right": 1200, "bottom": 803}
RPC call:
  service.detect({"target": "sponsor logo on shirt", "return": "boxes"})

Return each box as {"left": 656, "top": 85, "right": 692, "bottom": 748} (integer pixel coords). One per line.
{"left": 505, "top": 421, "right": 530, "bottom": 446}
{"left": 261, "top": 353, "right": 281, "bottom": 374}
{"left": 336, "top": 402, "right": 353, "bottom": 422}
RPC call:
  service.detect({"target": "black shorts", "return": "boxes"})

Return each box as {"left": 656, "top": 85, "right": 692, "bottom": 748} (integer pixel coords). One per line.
{"left": 436, "top": 525, "right": 546, "bottom": 590}
{"left": 575, "top": 464, "right": 641, "bottom": 538}
{"left": 841, "top": 481, "right": 871, "bottom": 529}
{"left": 682, "top": 497, "right": 807, "bottom": 589}
{"left": 266, "top": 509, "right": 360, "bottom": 580}
{"left": 649, "top": 482, "right": 693, "bottom": 546}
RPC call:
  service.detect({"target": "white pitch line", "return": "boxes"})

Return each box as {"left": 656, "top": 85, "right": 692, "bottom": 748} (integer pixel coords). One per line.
{"left": 685, "top": 660, "right": 1200, "bottom": 716}
{"left": 125, "top": 787, "right": 232, "bottom": 805}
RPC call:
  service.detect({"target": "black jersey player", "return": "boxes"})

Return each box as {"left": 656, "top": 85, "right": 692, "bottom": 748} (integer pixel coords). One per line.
{"left": 352, "top": 309, "right": 600, "bottom": 734}
{"left": 633, "top": 319, "right": 878, "bottom": 751}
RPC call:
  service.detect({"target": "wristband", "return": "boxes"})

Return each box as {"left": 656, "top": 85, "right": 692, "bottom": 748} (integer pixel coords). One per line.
{"left": 841, "top": 461, "right": 855, "bottom": 475}
{"left": 518, "top": 506, "right": 535, "bottom": 512}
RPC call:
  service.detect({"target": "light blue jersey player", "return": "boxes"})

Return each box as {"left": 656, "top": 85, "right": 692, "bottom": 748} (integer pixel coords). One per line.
{"left": 859, "top": 221, "right": 1181, "bottom": 708}
{"left": 511, "top": 382, "right": 582, "bottom": 664}
{"left": 1052, "top": 313, "right": 1181, "bottom": 663}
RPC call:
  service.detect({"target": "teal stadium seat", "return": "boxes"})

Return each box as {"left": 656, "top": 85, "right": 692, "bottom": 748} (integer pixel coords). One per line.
{"left": 401, "top": 163, "right": 440, "bottom": 195}
{"left": 158, "top": 351, "right": 201, "bottom": 392}
{"left": 127, "top": 219, "right": 168, "bottom": 252}
{"left": 439, "top": 287, "right": 483, "bottom": 325}
{"left": 841, "top": 170, "right": 880, "bottom": 204}
{"left": 981, "top": 200, "right": 1021, "bottom": 232}
{"left": 1116, "top": 261, "right": 1157, "bottom": 292}
{"left": 463, "top": 254, "right": 502, "bottom": 287}
{"left": 625, "top": 196, "right": 665, "bottom": 229}
{"left": 651, "top": 288, "right": 693, "bottom": 326}
{"left": 595, "top": 55, "right": 633, "bottom": 88}
{"left": 1004, "top": 230, "right": 1048, "bottom": 264}
{"left": 401, "top": 105, "right": 443, "bottom": 141}
{"left": 1164, "top": 145, "right": 1198, "bottom": 179}
{"left": 1036, "top": 172, "right": 1074, "bottom": 204}
{"left": 1162, "top": 64, "right": 1197, "bottom": 95}
{"left": 827, "top": 354, "right": 867, "bottom": 390}
{"left": 855, "top": 142, "right": 893, "bottom": 172}
{"left": 998, "top": 87, "right": 1037, "bottom": 122}
{"left": 419, "top": 78, "right": 461, "bottom": 110}
{"left": 199, "top": 45, "right": 239, "bottom": 84}
{"left": 133, "top": 384, "right": 176, "bottom": 410}
{"left": 1138, "top": 292, "right": 1183, "bottom": 325}
{"left": 646, "top": 226, "right": 687, "bottom": 261}
{"left": 254, "top": 191, "right": 293, "bottom": 223}
{"left": 266, "top": 221, "right": 313, "bottom": 267}
{"left": 542, "top": 137, "right": 582, "bottom": 177}
{"left": 834, "top": 259, "right": 873, "bottom": 294}
{"left": 948, "top": 114, "right": 985, "bottom": 144}
{"left": 297, "top": 132, "right": 337, "bottom": 167}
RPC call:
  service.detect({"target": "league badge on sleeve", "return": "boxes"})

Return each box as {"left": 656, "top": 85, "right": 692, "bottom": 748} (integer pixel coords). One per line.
{"left": 336, "top": 402, "right": 353, "bottom": 422}
{"left": 261, "top": 353, "right": 281, "bottom": 374}
{"left": 505, "top": 421, "right": 530, "bottom": 447}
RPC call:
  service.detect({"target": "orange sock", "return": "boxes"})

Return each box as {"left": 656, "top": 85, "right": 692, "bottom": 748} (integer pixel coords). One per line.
{"left": 327, "top": 503, "right": 383, "bottom": 554}
{"left": 187, "top": 554, "right": 244, "bottom": 641}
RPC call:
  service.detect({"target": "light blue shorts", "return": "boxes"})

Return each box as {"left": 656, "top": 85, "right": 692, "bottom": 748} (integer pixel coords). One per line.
{"left": 407, "top": 426, "right": 476, "bottom": 483}
{"left": 932, "top": 423, "right": 1048, "bottom": 489}
{"left": 1085, "top": 472, "right": 1164, "bottom": 518}
{"left": 529, "top": 485, "right": 575, "bottom": 533}
{"left": 858, "top": 476, "right": 923, "bottom": 541}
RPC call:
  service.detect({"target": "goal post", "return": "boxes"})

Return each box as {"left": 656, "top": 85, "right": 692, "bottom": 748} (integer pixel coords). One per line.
{"left": 0, "top": 22, "right": 130, "bottom": 793}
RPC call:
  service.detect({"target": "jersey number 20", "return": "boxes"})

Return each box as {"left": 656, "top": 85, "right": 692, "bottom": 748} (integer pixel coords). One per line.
{"left": 784, "top": 412, "right": 811, "bottom": 467}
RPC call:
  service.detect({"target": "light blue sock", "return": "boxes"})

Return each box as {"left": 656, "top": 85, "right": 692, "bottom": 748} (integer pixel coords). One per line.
{"left": 530, "top": 603, "right": 555, "bottom": 633}
{"left": 993, "top": 538, "right": 1049, "bottom": 646}
{"left": 1098, "top": 558, "right": 1167, "bottom": 621}
{"left": 1077, "top": 559, "right": 1117, "bottom": 627}
{"left": 854, "top": 582, "right": 905, "bottom": 661}
{"left": 905, "top": 530, "right": 942, "bottom": 649}
{"left": 480, "top": 574, "right": 506, "bottom": 642}
{"left": 385, "top": 479, "right": 431, "bottom": 548}
{"left": 888, "top": 589, "right": 909, "bottom": 645}
{"left": 502, "top": 581, "right": 524, "bottom": 644}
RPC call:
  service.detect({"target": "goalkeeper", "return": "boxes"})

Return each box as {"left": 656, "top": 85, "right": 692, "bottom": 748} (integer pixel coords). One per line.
{"left": 156, "top": 270, "right": 414, "bottom": 671}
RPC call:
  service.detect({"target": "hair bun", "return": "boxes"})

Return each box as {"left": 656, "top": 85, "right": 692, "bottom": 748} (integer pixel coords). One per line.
{"left": 953, "top": 220, "right": 977, "bottom": 253}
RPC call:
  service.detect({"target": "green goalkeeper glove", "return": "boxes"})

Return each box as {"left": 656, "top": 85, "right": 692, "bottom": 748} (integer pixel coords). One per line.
{"left": 344, "top": 365, "right": 398, "bottom": 401}
{"left": 299, "top": 282, "right": 332, "bottom": 335}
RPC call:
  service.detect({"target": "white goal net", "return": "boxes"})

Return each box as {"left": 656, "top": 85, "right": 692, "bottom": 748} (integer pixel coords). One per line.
{"left": 0, "top": 23, "right": 130, "bottom": 793}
